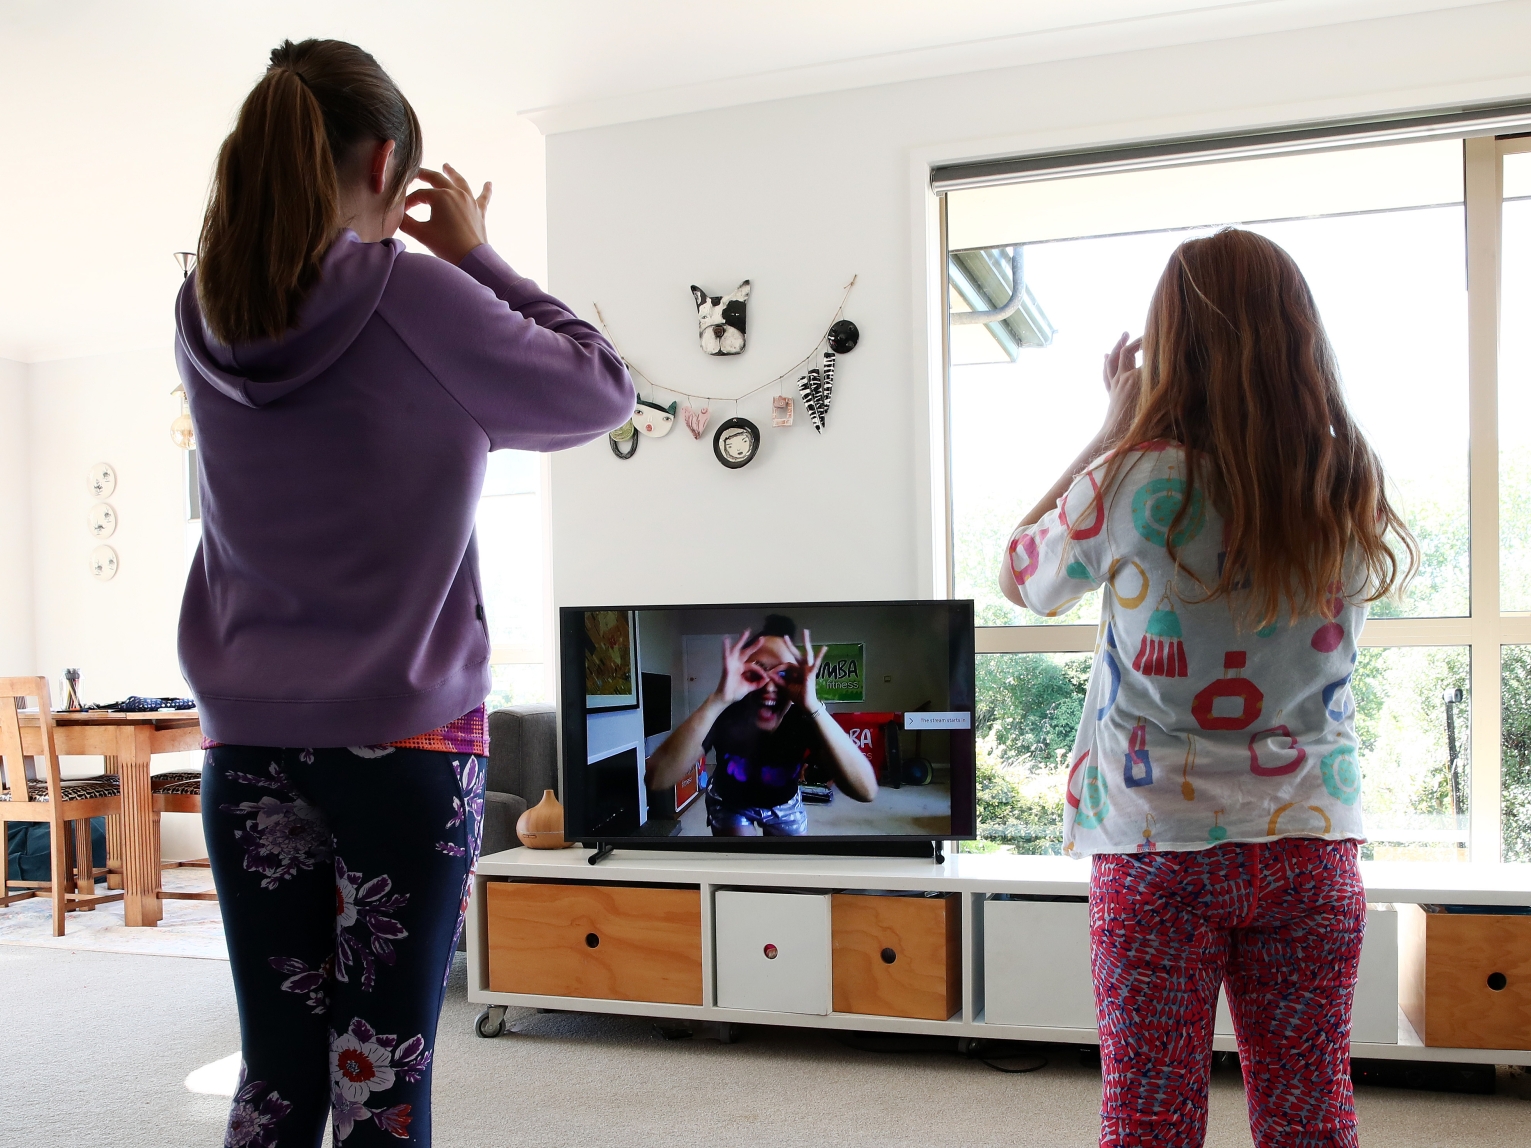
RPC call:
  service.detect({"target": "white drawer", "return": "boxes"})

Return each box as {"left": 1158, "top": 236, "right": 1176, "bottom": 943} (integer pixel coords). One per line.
{"left": 1215, "top": 907, "right": 1395, "bottom": 1044}
{"left": 714, "top": 890, "right": 831, "bottom": 1015}
{"left": 983, "top": 899, "right": 1096, "bottom": 1030}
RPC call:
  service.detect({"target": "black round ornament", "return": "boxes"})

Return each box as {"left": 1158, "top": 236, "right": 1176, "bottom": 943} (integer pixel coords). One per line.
{"left": 827, "top": 319, "right": 860, "bottom": 354}
{"left": 712, "top": 417, "right": 760, "bottom": 469}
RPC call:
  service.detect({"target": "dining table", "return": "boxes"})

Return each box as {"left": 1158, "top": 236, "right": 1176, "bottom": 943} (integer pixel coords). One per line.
{"left": 19, "top": 709, "right": 203, "bottom": 927}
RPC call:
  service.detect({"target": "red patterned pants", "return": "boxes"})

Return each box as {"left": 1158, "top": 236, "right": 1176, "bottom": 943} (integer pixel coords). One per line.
{"left": 1090, "top": 839, "right": 1366, "bottom": 1147}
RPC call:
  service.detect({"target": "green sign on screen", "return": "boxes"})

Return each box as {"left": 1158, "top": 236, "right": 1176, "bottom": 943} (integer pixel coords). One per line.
{"left": 815, "top": 642, "right": 865, "bottom": 702}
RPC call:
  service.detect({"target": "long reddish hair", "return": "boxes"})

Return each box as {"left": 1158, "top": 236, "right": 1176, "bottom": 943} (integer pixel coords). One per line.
{"left": 1096, "top": 227, "right": 1416, "bottom": 627}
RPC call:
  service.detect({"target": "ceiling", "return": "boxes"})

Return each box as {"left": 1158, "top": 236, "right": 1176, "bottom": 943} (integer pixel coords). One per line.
{"left": 0, "top": 0, "right": 1482, "bottom": 362}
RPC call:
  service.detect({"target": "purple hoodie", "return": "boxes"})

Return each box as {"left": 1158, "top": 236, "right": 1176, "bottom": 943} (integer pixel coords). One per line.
{"left": 174, "top": 234, "right": 633, "bottom": 746}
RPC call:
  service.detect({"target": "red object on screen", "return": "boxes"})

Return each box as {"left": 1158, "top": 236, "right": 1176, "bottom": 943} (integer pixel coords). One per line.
{"left": 831, "top": 712, "right": 901, "bottom": 778}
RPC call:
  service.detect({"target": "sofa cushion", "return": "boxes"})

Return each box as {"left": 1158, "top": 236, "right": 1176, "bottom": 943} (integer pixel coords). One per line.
{"left": 482, "top": 790, "right": 528, "bottom": 859}
{"left": 487, "top": 704, "right": 558, "bottom": 802}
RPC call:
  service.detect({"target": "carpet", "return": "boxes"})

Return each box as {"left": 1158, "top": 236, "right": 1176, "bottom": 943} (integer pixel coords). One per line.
{"left": 0, "top": 866, "right": 225, "bottom": 960}
{"left": 3, "top": 945, "right": 1528, "bottom": 1147}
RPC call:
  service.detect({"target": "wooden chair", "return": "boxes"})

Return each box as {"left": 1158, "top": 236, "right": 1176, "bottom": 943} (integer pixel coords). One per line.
{"left": 0, "top": 676, "right": 125, "bottom": 935}
{"left": 150, "top": 770, "right": 217, "bottom": 902}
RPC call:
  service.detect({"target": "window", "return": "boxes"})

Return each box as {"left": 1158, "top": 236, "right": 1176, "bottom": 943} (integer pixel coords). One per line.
{"left": 942, "top": 132, "right": 1531, "bottom": 861}
{"left": 476, "top": 450, "right": 552, "bottom": 707}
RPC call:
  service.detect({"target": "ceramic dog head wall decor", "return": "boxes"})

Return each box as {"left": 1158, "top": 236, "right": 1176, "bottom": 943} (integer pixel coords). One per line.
{"left": 691, "top": 280, "right": 750, "bottom": 356}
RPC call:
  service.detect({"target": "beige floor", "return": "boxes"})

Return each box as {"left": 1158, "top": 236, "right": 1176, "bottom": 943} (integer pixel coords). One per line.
{"left": 4, "top": 942, "right": 1529, "bottom": 1147}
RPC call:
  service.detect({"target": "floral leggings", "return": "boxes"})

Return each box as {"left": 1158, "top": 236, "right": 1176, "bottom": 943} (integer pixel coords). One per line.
{"left": 203, "top": 745, "right": 485, "bottom": 1148}
{"left": 1090, "top": 838, "right": 1366, "bottom": 1148}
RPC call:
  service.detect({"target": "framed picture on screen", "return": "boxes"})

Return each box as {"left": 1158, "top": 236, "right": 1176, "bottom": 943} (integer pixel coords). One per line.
{"left": 583, "top": 609, "right": 639, "bottom": 711}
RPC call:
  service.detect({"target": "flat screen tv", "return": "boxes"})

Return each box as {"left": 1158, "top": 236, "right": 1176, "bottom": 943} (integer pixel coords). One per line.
{"left": 559, "top": 600, "right": 976, "bottom": 852}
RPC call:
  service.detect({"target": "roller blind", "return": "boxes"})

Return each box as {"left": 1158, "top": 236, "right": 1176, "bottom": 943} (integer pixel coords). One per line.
{"left": 930, "top": 99, "right": 1531, "bottom": 195}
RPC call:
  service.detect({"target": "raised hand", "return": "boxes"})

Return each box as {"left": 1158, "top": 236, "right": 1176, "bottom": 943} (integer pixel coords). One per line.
{"left": 713, "top": 632, "right": 767, "bottom": 707}
{"left": 1101, "top": 332, "right": 1143, "bottom": 446}
{"left": 398, "top": 163, "right": 492, "bottom": 264}
{"left": 776, "top": 628, "right": 827, "bottom": 714}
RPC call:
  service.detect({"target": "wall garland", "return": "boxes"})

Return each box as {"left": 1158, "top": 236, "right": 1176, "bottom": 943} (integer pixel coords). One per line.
{"left": 594, "top": 276, "right": 860, "bottom": 467}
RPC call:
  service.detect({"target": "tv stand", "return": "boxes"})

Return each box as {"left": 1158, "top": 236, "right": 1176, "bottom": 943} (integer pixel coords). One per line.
{"left": 587, "top": 843, "right": 616, "bottom": 866}
{"left": 466, "top": 848, "right": 1531, "bottom": 1066}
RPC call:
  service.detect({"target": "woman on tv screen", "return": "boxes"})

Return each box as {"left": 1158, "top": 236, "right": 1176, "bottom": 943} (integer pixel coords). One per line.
{"left": 646, "top": 614, "right": 878, "bottom": 834}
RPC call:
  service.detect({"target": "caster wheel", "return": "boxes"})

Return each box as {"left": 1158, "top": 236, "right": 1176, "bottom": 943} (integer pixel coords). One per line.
{"left": 474, "top": 1006, "right": 506, "bottom": 1039}
{"left": 716, "top": 1022, "right": 739, "bottom": 1045}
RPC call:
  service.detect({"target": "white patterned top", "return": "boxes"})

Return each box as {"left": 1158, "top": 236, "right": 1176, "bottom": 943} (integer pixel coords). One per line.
{"left": 1008, "top": 443, "right": 1368, "bottom": 858}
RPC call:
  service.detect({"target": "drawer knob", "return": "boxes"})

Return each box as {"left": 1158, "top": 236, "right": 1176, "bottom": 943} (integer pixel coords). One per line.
{"left": 585, "top": 932, "right": 600, "bottom": 948}
{"left": 763, "top": 943, "right": 778, "bottom": 959}
{"left": 881, "top": 947, "right": 897, "bottom": 964}
{"left": 1488, "top": 971, "right": 1507, "bottom": 991}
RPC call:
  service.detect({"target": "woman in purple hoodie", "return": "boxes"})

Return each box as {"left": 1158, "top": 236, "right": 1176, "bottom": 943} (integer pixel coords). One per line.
{"left": 175, "top": 39, "right": 633, "bottom": 1147}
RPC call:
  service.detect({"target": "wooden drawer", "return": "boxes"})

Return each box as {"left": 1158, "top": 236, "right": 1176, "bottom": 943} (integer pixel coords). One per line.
{"left": 486, "top": 881, "right": 702, "bottom": 1005}
{"left": 832, "top": 893, "right": 960, "bottom": 1021}
{"left": 1400, "top": 904, "right": 1531, "bottom": 1049}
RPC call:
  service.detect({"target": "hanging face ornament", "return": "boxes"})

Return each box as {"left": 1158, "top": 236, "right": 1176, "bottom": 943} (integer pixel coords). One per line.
{"left": 691, "top": 280, "right": 750, "bottom": 356}
{"left": 713, "top": 417, "right": 760, "bottom": 469}
{"left": 633, "top": 399, "right": 677, "bottom": 437}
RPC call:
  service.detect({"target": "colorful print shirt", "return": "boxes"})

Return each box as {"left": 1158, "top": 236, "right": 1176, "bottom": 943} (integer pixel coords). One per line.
{"left": 1008, "top": 444, "right": 1366, "bottom": 858}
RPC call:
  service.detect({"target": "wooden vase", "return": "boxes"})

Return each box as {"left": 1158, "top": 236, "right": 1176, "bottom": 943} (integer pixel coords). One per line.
{"left": 516, "top": 789, "right": 572, "bottom": 849}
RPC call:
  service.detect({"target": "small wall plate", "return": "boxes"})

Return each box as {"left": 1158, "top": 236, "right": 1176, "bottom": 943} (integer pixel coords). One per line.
{"left": 89, "top": 545, "right": 119, "bottom": 581}
{"left": 88, "top": 462, "right": 117, "bottom": 499}
{"left": 87, "top": 502, "right": 117, "bottom": 539}
{"left": 713, "top": 417, "right": 760, "bottom": 469}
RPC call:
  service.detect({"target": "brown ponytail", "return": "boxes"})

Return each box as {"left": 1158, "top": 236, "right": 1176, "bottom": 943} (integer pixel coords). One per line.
{"left": 196, "top": 40, "right": 422, "bottom": 345}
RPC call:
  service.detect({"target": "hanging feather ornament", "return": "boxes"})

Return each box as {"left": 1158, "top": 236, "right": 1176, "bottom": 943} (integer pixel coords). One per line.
{"left": 798, "top": 370, "right": 824, "bottom": 433}
{"left": 1132, "top": 592, "right": 1188, "bottom": 677}
{"left": 819, "top": 350, "right": 836, "bottom": 430}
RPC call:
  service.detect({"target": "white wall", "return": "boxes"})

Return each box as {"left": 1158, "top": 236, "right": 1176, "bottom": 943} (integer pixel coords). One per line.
{"left": 27, "top": 349, "right": 191, "bottom": 705}
{"left": 544, "top": 1, "right": 1531, "bottom": 608}
{"left": 23, "top": 348, "right": 211, "bottom": 858}
{"left": 0, "top": 357, "right": 34, "bottom": 674}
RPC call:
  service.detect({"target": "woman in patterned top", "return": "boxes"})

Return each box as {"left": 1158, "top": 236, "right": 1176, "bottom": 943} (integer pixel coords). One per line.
{"left": 999, "top": 228, "right": 1416, "bottom": 1148}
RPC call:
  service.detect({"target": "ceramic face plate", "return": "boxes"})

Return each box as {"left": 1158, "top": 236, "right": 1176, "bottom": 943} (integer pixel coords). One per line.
{"left": 633, "top": 400, "right": 677, "bottom": 437}
{"left": 713, "top": 417, "right": 760, "bottom": 469}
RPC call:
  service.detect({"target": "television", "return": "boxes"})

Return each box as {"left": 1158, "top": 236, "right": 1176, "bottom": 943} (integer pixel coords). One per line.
{"left": 559, "top": 599, "right": 976, "bottom": 852}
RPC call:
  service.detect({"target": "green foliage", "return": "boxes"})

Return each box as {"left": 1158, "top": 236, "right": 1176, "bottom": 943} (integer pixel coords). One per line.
{"left": 974, "top": 734, "right": 1066, "bottom": 854}
{"left": 975, "top": 653, "right": 1090, "bottom": 773}
{"left": 1500, "top": 646, "right": 1531, "bottom": 861}
{"left": 969, "top": 654, "right": 1089, "bottom": 853}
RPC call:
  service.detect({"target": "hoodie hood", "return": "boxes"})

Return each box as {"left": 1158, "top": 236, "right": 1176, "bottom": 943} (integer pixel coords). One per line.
{"left": 175, "top": 230, "right": 401, "bottom": 408}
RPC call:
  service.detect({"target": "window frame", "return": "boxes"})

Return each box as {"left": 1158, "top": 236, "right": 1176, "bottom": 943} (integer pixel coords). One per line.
{"left": 941, "top": 132, "right": 1531, "bottom": 863}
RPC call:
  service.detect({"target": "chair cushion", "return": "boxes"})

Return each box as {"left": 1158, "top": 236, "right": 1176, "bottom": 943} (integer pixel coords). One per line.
{"left": 150, "top": 770, "right": 203, "bottom": 796}
{"left": 1, "top": 776, "right": 121, "bottom": 802}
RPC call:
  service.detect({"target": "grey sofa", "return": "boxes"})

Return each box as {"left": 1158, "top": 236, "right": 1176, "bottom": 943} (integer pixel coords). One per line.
{"left": 481, "top": 703, "right": 559, "bottom": 859}
{"left": 459, "top": 704, "right": 558, "bottom": 952}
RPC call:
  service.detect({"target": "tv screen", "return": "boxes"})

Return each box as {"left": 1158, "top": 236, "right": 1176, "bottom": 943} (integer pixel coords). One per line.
{"left": 559, "top": 600, "right": 976, "bottom": 846}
